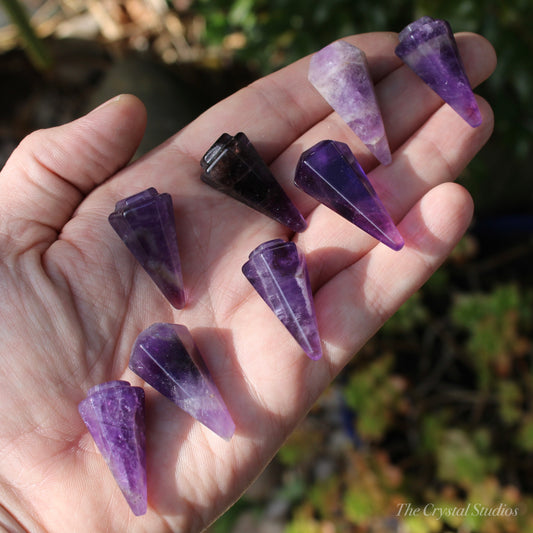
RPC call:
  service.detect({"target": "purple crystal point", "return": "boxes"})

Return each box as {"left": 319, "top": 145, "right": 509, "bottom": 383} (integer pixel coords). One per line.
{"left": 200, "top": 132, "right": 307, "bottom": 232}
{"left": 308, "top": 41, "right": 392, "bottom": 165}
{"left": 242, "top": 239, "right": 322, "bottom": 360}
{"left": 395, "top": 16, "right": 482, "bottom": 127}
{"left": 129, "top": 323, "right": 235, "bottom": 440}
{"left": 294, "top": 140, "right": 404, "bottom": 251}
{"left": 78, "top": 381, "right": 147, "bottom": 516}
{"left": 109, "top": 187, "right": 186, "bottom": 309}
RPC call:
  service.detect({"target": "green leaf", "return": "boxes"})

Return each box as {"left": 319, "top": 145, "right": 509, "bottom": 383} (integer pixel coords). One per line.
{"left": 436, "top": 429, "right": 499, "bottom": 488}
{"left": 516, "top": 416, "right": 533, "bottom": 452}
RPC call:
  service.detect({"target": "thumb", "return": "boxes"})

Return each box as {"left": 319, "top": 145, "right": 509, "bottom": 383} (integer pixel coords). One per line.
{"left": 0, "top": 94, "right": 147, "bottom": 255}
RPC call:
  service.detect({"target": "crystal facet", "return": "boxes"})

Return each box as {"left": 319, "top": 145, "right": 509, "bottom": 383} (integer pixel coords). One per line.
{"left": 129, "top": 323, "right": 235, "bottom": 440}
{"left": 109, "top": 187, "right": 186, "bottom": 309}
{"left": 395, "top": 16, "right": 482, "bottom": 127}
{"left": 294, "top": 140, "right": 404, "bottom": 251}
{"left": 200, "top": 132, "right": 307, "bottom": 232}
{"left": 308, "top": 41, "right": 392, "bottom": 166}
{"left": 242, "top": 239, "right": 322, "bottom": 360}
{"left": 78, "top": 381, "right": 147, "bottom": 516}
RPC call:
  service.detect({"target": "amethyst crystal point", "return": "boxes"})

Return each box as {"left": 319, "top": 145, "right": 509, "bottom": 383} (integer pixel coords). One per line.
{"left": 78, "top": 381, "right": 147, "bottom": 516}
{"left": 294, "top": 140, "right": 404, "bottom": 251}
{"left": 200, "top": 132, "right": 307, "bottom": 232}
{"left": 129, "top": 323, "right": 235, "bottom": 440}
{"left": 242, "top": 239, "right": 322, "bottom": 360}
{"left": 308, "top": 41, "right": 392, "bottom": 165}
{"left": 109, "top": 187, "right": 186, "bottom": 309}
{"left": 395, "top": 16, "right": 482, "bottom": 127}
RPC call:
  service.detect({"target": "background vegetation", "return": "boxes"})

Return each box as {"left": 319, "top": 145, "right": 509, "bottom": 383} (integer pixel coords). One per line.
{"left": 1, "top": 1, "right": 532, "bottom": 531}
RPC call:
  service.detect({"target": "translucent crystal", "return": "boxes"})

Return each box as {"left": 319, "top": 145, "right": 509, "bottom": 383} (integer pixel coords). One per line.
{"left": 242, "top": 239, "right": 322, "bottom": 360}
{"left": 109, "top": 187, "right": 186, "bottom": 309}
{"left": 294, "top": 140, "right": 404, "bottom": 251}
{"left": 200, "top": 132, "right": 307, "bottom": 232}
{"left": 308, "top": 40, "right": 392, "bottom": 165}
{"left": 78, "top": 381, "right": 147, "bottom": 516}
{"left": 395, "top": 16, "right": 482, "bottom": 127}
{"left": 129, "top": 323, "right": 235, "bottom": 440}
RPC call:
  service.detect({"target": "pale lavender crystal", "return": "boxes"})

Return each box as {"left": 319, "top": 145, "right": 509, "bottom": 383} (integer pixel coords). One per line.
{"left": 78, "top": 381, "right": 147, "bottom": 516}
{"left": 294, "top": 140, "right": 404, "bottom": 251}
{"left": 129, "top": 323, "right": 235, "bottom": 440}
{"left": 242, "top": 239, "right": 322, "bottom": 360}
{"left": 109, "top": 187, "right": 186, "bottom": 309}
{"left": 308, "top": 40, "right": 392, "bottom": 165}
{"left": 395, "top": 16, "right": 482, "bottom": 127}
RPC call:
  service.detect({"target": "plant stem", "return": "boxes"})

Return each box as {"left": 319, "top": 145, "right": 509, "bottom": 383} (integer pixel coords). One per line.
{"left": 1, "top": 0, "right": 52, "bottom": 70}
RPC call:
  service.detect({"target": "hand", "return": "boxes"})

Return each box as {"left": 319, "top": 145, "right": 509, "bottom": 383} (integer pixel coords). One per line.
{"left": 0, "top": 31, "right": 495, "bottom": 532}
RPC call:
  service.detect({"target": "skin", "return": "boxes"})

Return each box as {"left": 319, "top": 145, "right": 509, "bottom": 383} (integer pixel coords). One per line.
{"left": 0, "top": 31, "right": 496, "bottom": 532}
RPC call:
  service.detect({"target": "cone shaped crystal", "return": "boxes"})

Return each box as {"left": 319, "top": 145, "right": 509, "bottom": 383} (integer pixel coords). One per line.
{"left": 78, "top": 381, "right": 147, "bottom": 516}
{"left": 201, "top": 132, "right": 307, "bottom": 232}
{"left": 395, "top": 16, "right": 482, "bottom": 127}
{"left": 242, "top": 239, "right": 322, "bottom": 360}
{"left": 129, "top": 323, "right": 235, "bottom": 440}
{"left": 109, "top": 188, "right": 186, "bottom": 308}
{"left": 294, "top": 140, "right": 404, "bottom": 251}
{"left": 308, "top": 41, "right": 392, "bottom": 165}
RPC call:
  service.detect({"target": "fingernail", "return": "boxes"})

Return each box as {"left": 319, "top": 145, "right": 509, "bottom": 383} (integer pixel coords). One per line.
{"left": 93, "top": 95, "right": 124, "bottom": 112}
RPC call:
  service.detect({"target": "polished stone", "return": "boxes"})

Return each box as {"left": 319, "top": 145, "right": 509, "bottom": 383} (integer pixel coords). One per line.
{"left": 109, "top": 187, "right": 186, "bottom": 309}
{"left": 200, "top": 132, "right": 307, "bottom": 232}
{"left": 129, "top": 323, "right": 235, "bottom": 440}
{"left": 78, "top": 380, "right": 147, "bottom": 516}
{"left": 294, "top": 140, "right": 404, "bottom": 251}
{"left": 242, "top": 239, "right": 322, "bottom": 360}
{"left": 395, "top": 16, "right": 482, "bottom": 127}
{"left": 308, "top": 40, "right": 392, "bottom": 165}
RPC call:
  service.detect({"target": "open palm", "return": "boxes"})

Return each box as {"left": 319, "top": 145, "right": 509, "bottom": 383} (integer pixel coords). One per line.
{"left": 0, "top": 32, "right": 495, "bottom": 532}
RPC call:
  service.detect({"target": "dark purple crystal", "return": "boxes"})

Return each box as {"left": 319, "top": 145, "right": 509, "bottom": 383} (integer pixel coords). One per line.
{"left": 308, "top": 40, "right": 392, "bottom": 165}
{"left": 78, "top": 381, "right": 147, "bottom": 516}
{"left": 109, "top": 187, "right": 186, "bottom": 309}
{"left": 242, "top": 239, "right": 322, "bottom": 360}
{"left": 395, "top": 16, "right": 482, "bottom": 127}
{"left": 200, "top": 132, "right": 307, "bottom": 233}
{"left": 129, "top": 323, "right": 235, "bottom": 440}
{"left": 294, "top": 140, "right": 404, "bottom": 251}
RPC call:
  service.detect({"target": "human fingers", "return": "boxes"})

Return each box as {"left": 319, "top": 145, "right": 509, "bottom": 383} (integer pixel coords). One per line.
{"left": 0, "top": 95, "right": 146, "bottom": 256}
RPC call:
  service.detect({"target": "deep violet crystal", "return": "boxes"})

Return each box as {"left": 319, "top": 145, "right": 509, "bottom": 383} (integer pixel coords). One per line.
{"left": 109, "top": 187, "right": 186, "bottom": 309}
{"left": 242, "top": 239, "right": 322, "bottom": 360}
{"left": 395, "top": 16, "right": 482, "bottom": 127}
{"left": 129, "top": 323, "right": 235, "bottom": 440}
{"left": 294, "top": 140, "right": 404, "bottom": 251}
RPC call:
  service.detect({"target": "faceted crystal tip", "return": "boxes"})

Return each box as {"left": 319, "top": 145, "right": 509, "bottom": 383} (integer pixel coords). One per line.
{"left": 242, "top": 239, "right": 322, "bottom": 360}
{"left": 129, "top": 323, "right": 236, "bottom": 440}
{"left": 109, "top": 187, "right": 186, "bottom": 309}
{"left": 78, "top": 380, "right": 147, "bottom": 516}
{"left": 200, "top": 132, "right": 307, "bottom": 233}
{"left": 308, "top": 40, "right": 392, "bottom": 165}
{"left": 294, "top": 140, "right": 404, "bottom": 251}
{"left": 395, "top": 16, "right": 482, "bottom": 128}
